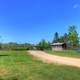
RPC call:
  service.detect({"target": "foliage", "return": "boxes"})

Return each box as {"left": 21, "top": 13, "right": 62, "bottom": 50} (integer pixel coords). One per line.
{"left": 37, "top": 39, "right": 51, "bottom": 50}
{"left": 58, "top": 36, "right": 64, "bottom": 43}
{"left": 52, "top": 25, "right": 79, "bottom": 49}
{"left": 68, "top": 25, "right": 79, "bottom": 47}
{"left": 1, "top": 42, "right": 33, "bottom": 50}
{"left": 63, "top": 33, "right": 68, "bottom": 43}
{"left": 58, "top": 33, "right": 68, "bottom": 43}
{"left": 52, "top": 32, "right": 68, "bottom": 43}
{"left": 46, "top": 50, "right": 80, "bottom": 58}
{"left": 52, "top": 32, "right": 59, "bottom": 43}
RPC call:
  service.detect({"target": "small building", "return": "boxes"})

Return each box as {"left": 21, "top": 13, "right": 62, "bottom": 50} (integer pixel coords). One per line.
{"left": 51, "top": 42, "right": 67, "bottom": 51}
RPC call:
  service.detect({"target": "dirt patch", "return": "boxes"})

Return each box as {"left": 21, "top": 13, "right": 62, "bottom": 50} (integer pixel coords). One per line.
{"left": 0, "top": 68, "right": 9, "bottom": 76}
{"left": 28, "top": 50, "right": 80, "bottom": 68}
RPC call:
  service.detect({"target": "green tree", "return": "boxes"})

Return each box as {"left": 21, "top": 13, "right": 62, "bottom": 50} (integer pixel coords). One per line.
{"left": 58, "top": 36, "right": 64, "bottom": 43}
{"left": 63, "top": 33, "right": 68, "bottom": 43}
{"left": 37, "top": 39, "right": 51, "bottom": 50}
{"left": 58, "top": 33, "right": 68, "bottom": 43}
{"left": 68, "top": 25, "right": 79, "bottom": 47}
{"left": 53, "top": 32, "right": 59, "bottom": 43}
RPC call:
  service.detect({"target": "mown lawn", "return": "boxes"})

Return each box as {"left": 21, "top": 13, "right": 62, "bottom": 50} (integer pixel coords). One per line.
{"left": 46, "top": 50, "right": 80, "bottom": 58}
{"left": 0, "top": 51, "right": 79, "bottom": 80}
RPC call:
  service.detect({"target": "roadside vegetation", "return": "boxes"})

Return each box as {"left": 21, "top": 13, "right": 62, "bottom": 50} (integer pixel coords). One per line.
{"left": 0, "top": 42, "right": 33, "bottom": 50}
{"left": 0, "top": 51, "right": 79, "bottom": 80}
{"left": 46, "top": 50, "right": 80, "bottom": 58}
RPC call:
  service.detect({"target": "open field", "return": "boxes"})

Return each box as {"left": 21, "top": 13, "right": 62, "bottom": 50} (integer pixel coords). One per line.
{"left": 0, "top": 51, "right": 80, "bottom": 80}
{"left": 46, "top": 50, "right": 80, "bottom": 58}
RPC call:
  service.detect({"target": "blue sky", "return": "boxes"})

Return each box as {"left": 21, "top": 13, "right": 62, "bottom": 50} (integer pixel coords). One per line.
{"left": 0, "top": 0, "right": 80, "bottom": 44}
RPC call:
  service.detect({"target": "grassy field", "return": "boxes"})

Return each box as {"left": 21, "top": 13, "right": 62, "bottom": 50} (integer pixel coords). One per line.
{"left": 0, "top": 51, "right": 79, "bottom": 80}
{"left": 46, "top": 50, "right": 80, "bottom": 58}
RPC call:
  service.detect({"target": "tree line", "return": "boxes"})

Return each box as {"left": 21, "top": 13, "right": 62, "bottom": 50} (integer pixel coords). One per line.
{"left": 53, "top": 25, "right": 79, "bottom": 47}
{"left": 37, "top": 25, "right": 80, "bottom": 50}
{"left": 0, "top": 42, "right": 33, "bottom": 50}
{"left": 0, "top": 25, "right": 79, "bottom": 50}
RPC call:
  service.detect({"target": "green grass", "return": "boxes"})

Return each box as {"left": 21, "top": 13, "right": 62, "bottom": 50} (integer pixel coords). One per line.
{"left": 45, "top": 50, "right": 80, "bottom": 58}
{"left": 0, "top": 51, "right": 79, "bottom": 80}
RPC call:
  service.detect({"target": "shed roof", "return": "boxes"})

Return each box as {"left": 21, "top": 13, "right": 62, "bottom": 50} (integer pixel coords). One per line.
{"left": 51, "top": 43, "right": 64, "bottom": 46}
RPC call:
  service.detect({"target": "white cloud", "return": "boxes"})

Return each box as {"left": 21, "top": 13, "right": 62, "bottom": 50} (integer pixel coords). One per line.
{"left": 73, "top": 4, "right": 80, "bottom": 8}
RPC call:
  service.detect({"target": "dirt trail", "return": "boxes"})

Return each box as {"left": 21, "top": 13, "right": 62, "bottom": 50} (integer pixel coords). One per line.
{"left": 28, "top": 50, "right": 80, "bottom": 68}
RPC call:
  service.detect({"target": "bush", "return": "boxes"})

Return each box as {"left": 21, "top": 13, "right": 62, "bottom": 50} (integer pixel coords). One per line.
{"left": 37, "top": 39, "right": 51, "bottom": 50}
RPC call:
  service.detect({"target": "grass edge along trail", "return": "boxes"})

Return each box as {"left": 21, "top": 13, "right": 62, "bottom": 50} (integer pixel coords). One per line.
{"left": 0, "top": 51, "right": 79, "bottom": 80}
{"left": 45, "top": 50, "right": 80, "bottom": 58}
